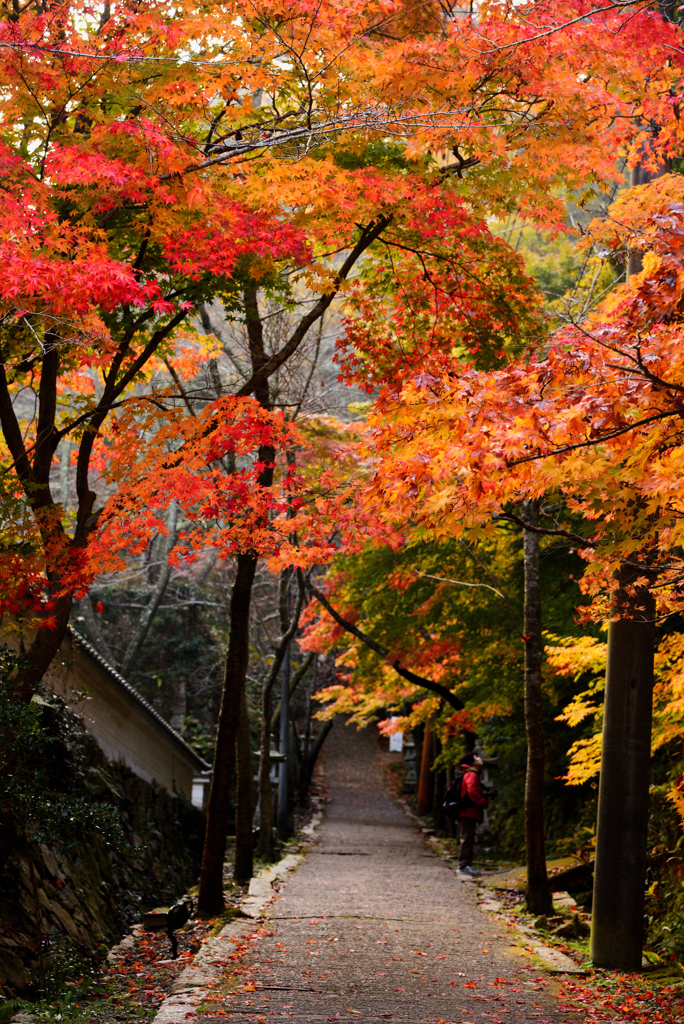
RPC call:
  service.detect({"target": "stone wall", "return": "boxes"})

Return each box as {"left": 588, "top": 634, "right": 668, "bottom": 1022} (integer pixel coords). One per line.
{"left": 0, "top": 708, "right": 206, "bottom": 997}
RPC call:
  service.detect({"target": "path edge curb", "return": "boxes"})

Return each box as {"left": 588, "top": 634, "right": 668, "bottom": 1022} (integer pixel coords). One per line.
{"left": 151, "top": 809, "right": 324, "bottom": 1023}
{"left": 425, "top": 833, "right": 589, "bottom": 978}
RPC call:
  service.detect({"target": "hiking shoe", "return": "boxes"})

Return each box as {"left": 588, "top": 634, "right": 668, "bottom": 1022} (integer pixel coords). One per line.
{"left": 458, "top": 865, "right": 481, "bottom": 877}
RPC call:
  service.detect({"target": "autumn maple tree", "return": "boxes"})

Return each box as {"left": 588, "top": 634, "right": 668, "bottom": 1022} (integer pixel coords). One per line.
{"left": 2, "top": 0, "right": 683, "bottom": 919}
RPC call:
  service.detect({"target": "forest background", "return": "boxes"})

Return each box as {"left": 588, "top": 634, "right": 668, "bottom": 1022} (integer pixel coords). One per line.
{"left": 3, "top": 0, "right": 684, "bottom": 984}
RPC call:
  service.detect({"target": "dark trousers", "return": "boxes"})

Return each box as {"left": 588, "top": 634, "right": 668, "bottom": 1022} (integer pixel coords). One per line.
{"left": 458, "top": 817, "right": 477, "bottom": 869}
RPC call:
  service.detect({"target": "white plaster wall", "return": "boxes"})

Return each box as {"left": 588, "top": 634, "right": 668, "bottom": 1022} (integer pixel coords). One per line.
{"left": 43, "top": 635, "right": 204, "bottom": 801}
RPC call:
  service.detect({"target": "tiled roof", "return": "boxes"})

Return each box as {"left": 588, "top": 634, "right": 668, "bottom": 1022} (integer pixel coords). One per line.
{"left": 67, "top": 626, "right": 212, "bottom": 773}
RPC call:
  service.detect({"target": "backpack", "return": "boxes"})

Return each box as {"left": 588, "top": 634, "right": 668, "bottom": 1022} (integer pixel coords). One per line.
{"left": 442, "top": 770, "right": 472, "bottom": 819}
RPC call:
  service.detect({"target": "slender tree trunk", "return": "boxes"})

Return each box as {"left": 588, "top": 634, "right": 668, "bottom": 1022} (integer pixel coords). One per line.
{"left": 277, "top": 573, "right": 292, "bottom": 841}
{"left": 591, "top": 566, "right": 655, "bottom": 969}
{"left": 271, "top": 651, "right": 315, "bottom": 736}
{"left": 256, "top": 586, "right": 308, "bottom": 858}
{"left": 432, "top": 735, "right": 445, "bottom": 827}
{"left": 418, "top": 719, "right": 434, "bottom": 816}
{"left": 234, "top": 682, "right": 254, "bottom": 883}
{"left": 58, "top": 439, "right": 71, "bottom": 508}
{"left": 170, "top": 677, "right": 187, "bottom": 735}
{"left": 299, "top": 720, "right": 333, "bottom": 805}
{"left": 522, "top": 499, "right": 553, "bottom": 915}
{"left": 298, "top": 659, "right": 314, "bottom": 807}
{"left": 257, "top": 681, "right": 275, "bottom": 859}
{"left": 198, "top": 552, "right": 257, "bottom": 915}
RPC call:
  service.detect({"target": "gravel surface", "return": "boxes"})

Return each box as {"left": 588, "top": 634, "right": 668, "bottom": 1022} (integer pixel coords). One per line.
{"left": 198, "top": 721, "right": 579, "bottom": 1024}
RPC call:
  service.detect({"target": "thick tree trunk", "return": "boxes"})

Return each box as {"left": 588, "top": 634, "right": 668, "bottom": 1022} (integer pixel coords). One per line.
{"left": 418, "top": 719, "right": 434, "bottom": 816}
{"left": 588, "top": 46, "right": 667, "bottom": 953}
{"left": 591, "top": 565, "right": 655, "bottom": 969}
{"left": 14, "top": 594, "right": 73, "bottom": 702}
{"left": 234, "top": 682, "right": 254, "bottom": 884}
{"left": 198, "top": 286, "right": 274, "bottom": 911}
{"left": 197, "top": 552, "right": 257, "bottom": 916}
{"left": 522, "top": 499, "right": 553, "bottom": 916}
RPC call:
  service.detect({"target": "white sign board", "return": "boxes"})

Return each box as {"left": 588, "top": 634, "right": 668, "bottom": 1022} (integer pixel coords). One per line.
{"left": 388, "top": 717, "right": 403, "bottom": 753}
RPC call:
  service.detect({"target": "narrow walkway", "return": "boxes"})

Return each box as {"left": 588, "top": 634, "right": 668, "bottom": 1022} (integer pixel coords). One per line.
{"left": 204, "top": 723, "right": 574, "bottom": 1024}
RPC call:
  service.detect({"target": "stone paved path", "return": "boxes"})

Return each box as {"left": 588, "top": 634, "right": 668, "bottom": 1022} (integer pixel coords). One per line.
{"left": 201, "top": 722, "right": 577, "bottom": 1024}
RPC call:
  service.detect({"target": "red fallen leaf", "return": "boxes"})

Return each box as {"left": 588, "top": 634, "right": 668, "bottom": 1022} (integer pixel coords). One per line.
{"left": 413, "top": 951, "right": 428, "bottom": 956}
{"left": 481, "top": 948, "right": 490, "bottom": 952}
{"left": 393, "top": 988, "right": 404, "bottom": 992}
{"left": 464, "top": 982, "right": 478, "bottom": 988}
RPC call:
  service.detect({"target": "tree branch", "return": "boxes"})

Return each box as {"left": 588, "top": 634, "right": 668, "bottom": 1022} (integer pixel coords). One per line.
{"left": 507, "top": 410, "right": 681, "bottom": 468}
{"left": 271, "top": 651, "right": 315, "bottom": 733}
{"left": 308, "top": 583, "right": 464, "bottom": 711}
{"left": 263, "top": 569, "right": 308, "bottom": 700}
{"left": 236, "top": 216, "right": 392, "bottom": 399}
{"left": 121, "top": 502, "right": 179, "bottom": 676}
{"left": 497, "top": 512, "right": 596, "bottom": 548}
{"left": 0, "top": 363, "right": 33, "bottom": 486}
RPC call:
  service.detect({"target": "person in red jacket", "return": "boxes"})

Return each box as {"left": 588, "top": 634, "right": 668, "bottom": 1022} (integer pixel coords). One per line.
{"left": 457, "top": 751, "right": 488, "bottom": 877}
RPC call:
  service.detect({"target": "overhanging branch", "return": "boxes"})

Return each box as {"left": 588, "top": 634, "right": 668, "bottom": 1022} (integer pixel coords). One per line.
{"left": 308, "top": 583, "right": 464, "bottom": 711}
{"left": 498, "top": 512, "right": 596, "bottom": 548}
